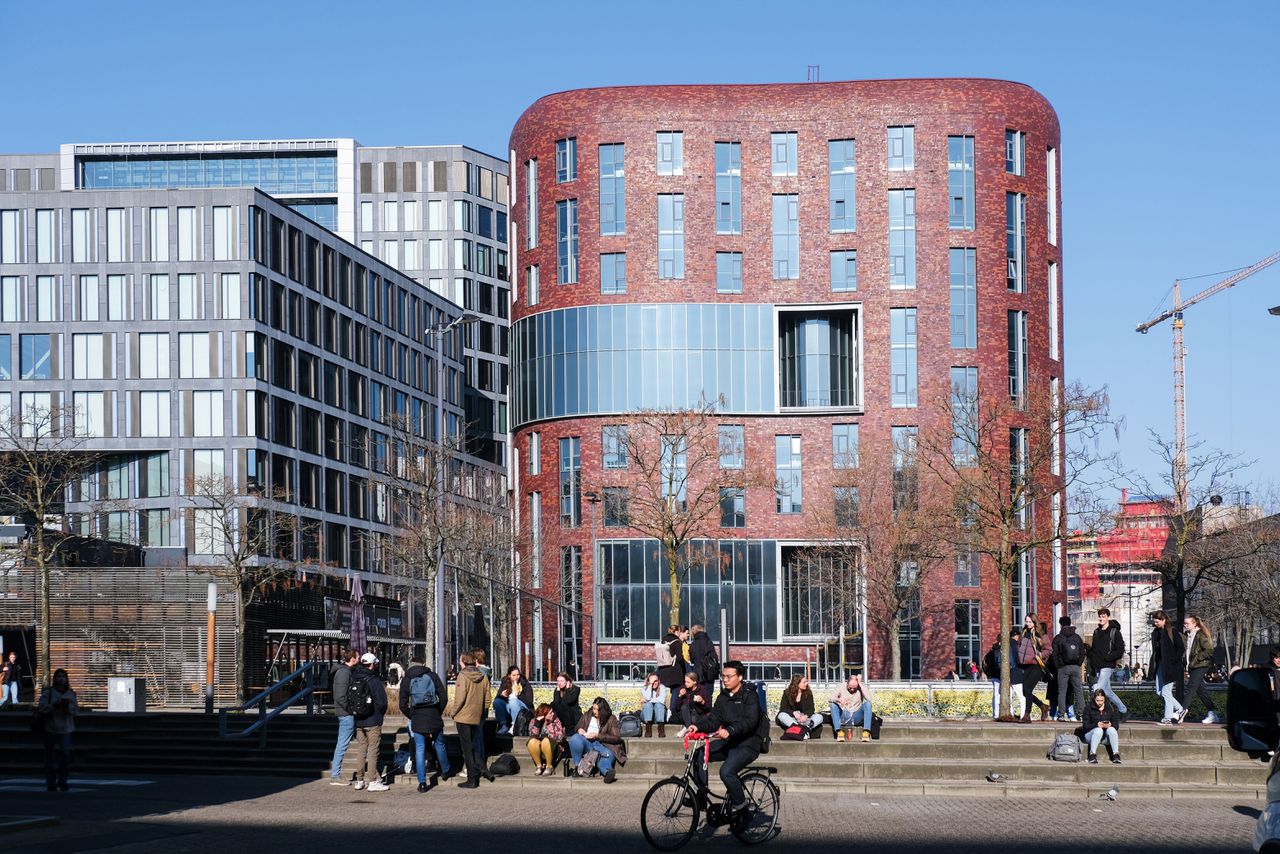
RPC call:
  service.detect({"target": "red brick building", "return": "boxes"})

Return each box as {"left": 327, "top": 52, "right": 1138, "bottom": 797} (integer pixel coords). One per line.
{"left": 508, "top": 80, "right": 1065, "bottom": 680}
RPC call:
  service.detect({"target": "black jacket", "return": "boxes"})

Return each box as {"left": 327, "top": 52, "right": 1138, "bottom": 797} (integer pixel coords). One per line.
{"left": 497, "top": 675, "right": 534, "bottom": 709}
{"left": 1088, "top": 620, "right": 1126, "bottom": 671}
{"left": 399, "top": 664, "right": 447, "bottom": 734}
{"left": 1150, "top": 626, "right": 1186, "bottom": 683}
{"left": 778, "top": 689, "right": 815, "bottom": 718}
{"left": 689, "top": 631, "right": 717, "bottom": 685}
{"left": 1081, "top": 697, "right": 1121, "bottom": 733}
{"left": 656, "top": 634, "right": 687, "bottom": 689}
{"left": 696, "top": 682, "right": 761, "bottom": 751}
{"left": 331, "top": 663, "right": 353, "bottom": 716}
{"left": 552, "top": 684, "right": 582, "bottom": 730}
{"left": 351, "top": 667, "right": 389, "bottom": 729}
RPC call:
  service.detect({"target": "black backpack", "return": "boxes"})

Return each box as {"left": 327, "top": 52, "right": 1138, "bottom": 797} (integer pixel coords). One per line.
{"left": 1059, "top": 633, "right": 1084, "bottom": 666}
{"left": 982, "top": 648, "right": 999, "bottom": 678}
{"left": 489, "top": 753, "right": 521, "bottom": 776}
{"left": 750, "top": 680, "right": 770, "bottom": 754}
{"left": 700, "top": 646, "right": 721, "bottom": 684}
{"left": 514, "top": 708, "right": 533, "bottom": 737}
{"left": 345, "top": 671, "right": 375, "bottom": 719}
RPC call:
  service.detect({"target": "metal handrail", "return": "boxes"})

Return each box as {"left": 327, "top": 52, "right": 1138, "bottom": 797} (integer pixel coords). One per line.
{"left": 219, "top": 661, "right": 321, "bottom": 747}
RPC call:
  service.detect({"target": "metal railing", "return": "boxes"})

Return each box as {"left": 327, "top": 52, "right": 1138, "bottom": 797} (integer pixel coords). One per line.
{"left": 218, "top": 661, "right": 321, "bottom": 747}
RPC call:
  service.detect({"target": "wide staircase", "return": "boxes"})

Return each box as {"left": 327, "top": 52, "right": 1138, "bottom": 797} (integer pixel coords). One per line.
{"left": 0, "top": 711, "right": 1265, "bottom": 800}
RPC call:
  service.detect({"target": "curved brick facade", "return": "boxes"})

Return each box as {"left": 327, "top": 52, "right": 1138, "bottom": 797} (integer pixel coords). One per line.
{"left": 509, "top": 80, "right": 1064, "bottom": 680}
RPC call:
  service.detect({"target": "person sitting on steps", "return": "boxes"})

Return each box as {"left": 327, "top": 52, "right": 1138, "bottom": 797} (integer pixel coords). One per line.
{"left": 1081, "top": 688, "right": 1122, "bottom": 764}
{"left": 829, "top": 673, "right": 873, "bottom": 742}
{"left": 672, "top": 670, "right": 712, "bottom": 729}
{"left": 526, "top": 703, "right": 566, "bottom": 776}
{"left": 569, "top": 696, "right": 628, "bottom": 783}
{"left": 640, "top": 672, "right": 668, "bottom": 737}
{"left": 776, "top": 675, "right": 824, "bottom": 738}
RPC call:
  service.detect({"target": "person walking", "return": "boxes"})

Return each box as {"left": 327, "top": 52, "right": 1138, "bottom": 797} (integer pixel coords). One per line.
{"left": 446, "top": 651, "right": 493, "bottom": 789}
{"left": 36, "top": 668, "right": 78, "bottom": 791}
{"left": 351, "top": 652, "right": 389, "bottom": 791}
{"left": 1, "top": 651, "right": 22, "bottom": 706}
{"left": 1016, "top": 615, "right": 1050, "bottom": 722}
{"left": 1051, "top": 615, "right": 1086, "bottom": 722}
{"left": 329, "top": 648, "right": 360, "bottom": 785}
{"left": 656, "top": 625, "right": 689, "bottom": 695}
{"left": 399, "top": 656, "right": 450, "bottom": 791}
{"left": 1087, "top": 608, "right": 1128, "bottom": 719}
{"left": 688, "top": 624, "right": 719, "bottom": 695}
{"left": 1150, "top": 610, "right": 1186, "bottom": 725}
{"left": 1183, "top": 615, "right": 1220, "bottom": 724}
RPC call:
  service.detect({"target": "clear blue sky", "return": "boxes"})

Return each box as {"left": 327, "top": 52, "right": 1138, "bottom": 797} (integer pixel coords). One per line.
{"left": 4, "top": 0, "right": 1278, "bottom": 493}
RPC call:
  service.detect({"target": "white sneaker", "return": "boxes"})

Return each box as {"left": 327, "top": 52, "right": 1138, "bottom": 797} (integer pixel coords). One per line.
{"left": 366, "top": 781, "right": 390, "bottom": 792}
{"left": 404, "top": 758, "right": 413, "bottom": 774}
{"left": 354, "top": 780, "right": 367, "bottom": 790}
{"left": 329, "top": 778, "right": 350, "bottom": 786}
{"left": 1158, "top": 719, "right": 1173, "bottom": 726}
{"left": 1202, "top": 711, "right": 1221, "bottom": 724}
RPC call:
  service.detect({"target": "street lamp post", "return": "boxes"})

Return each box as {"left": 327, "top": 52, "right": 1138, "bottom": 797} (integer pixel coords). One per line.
{"left": 428, "top": 313, "right": 480, "bottom": 675}
{"left": 584, "top": 490, "right": 601, "bottom": 680}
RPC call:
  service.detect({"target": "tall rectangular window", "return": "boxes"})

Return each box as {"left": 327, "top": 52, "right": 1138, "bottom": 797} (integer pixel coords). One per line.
{"left": 72, "top": 333, "right": 105, "bottom": 379}
{"left": 1010, "top": 427, "right": 1029, "bottom": 528}
{"left": 951, "top": 366, "right": 978, "bottom": 466}
{"left": 599, "top": 143, "right": 626, "bottom": 235}
{"left": 149, "top": 207, "right": 169, "bottom": 261}
{"left": 947, "top": 136, "right": 975, "bottom": 229}
{"left": 1048, "top": 262, "right": 1060, "bottom": 361}
{"left": 192, "top": 391, "right": 224, "bottom": 437}
{"left": 657, "top": 194, "right": 684, "bottom": 279}
{"left": 177, "top": 207, "right": 197, "bottom": 261}
{"left": 36, "top": 209, "right": 54, "bottom": 263}
{"left": 775, "top": 435, "right": 802, "bottom": 514}
{"left": 403, "top": 200, "right": 419, "bottom": 230}
{"left": 830, "top": 250, "right": 857, "bottom": 292}
{"left": 949, "top": 248, "right": 977, "bottom": 349}
{"left": 888, "top": 189, "right": 916, "bottom": 288}
{"left": 832, "top": 423, "right": 859, "bottom": 469}
{"left": 719, "top": 425, "right": 744, "bottom": 469}
{"left": 72, "top": 209, "right": 91, "bottom": 262}
{"left": 892, "top": 426, "right": 918, "bottom": 514}
{"left": 559, "top": 436, "right": 581, "bottom": 526}
{"left": 602, "top": 425, "right": 629, "bottom": 469}
{"left": 525, "top": 160, "right": 538, "bottom": 249}
{"left": 73, "top": 392, "right": 105, "bottom": 438}
{"left": 19, "top": 335, "right": 52, "bottom": 380}
{"left": 148, "top": 274, "right": 169, "bottom": 320}
{"left": 106, "top": 208, "right": 127, "bottom": 262}
{"left": 771, "top": 132, "right": 797, "bottom": 176}
{"left": 36, "top": 276, "right": 57, "bottom": 321}
{"left": 527, "top": 265, "right": 539, "bottom": 307}
{"left": 138, "top": 333, "right": 169, "bottom": 379}
{"left": 1006, "top": 130, "right": 1025, "bottom": 175}
{"left": 716, "top": 252, "right": 742, "bottom": 294}
{"left": 1008, "top": 310, "right": 1028, "bottom": 408}
{"left": 107, "top": 275, "right": 128, "bottom": 321}
{"left": 1006, "top": 192, "right": 1026, "bottom": 292}
{"left": 1, "top": 210, "right": 20, "bottom": 263}
{"left": 528, "top": 431, "right": 541, "bottom": 475}
{"left": 715, "top": 142, "right": 742, "bottom": 234}
{"left": 556, "top": 199, "right": 578, "bottom": 283}
{"left": 530, "top": 492, "right": 542, "bottom": 586}
{"left": 604, "top": 488, "right": 630, "bottom": 527}
{"left": 600, "top": 253, "right": 626, "bottom": 295}
{"left": 719, "top": 488, "right": 745, "bottom": 528}
{"left": 834, "top": 486, "right": 860, "bottom": 528}
{"left": 555, "top": 138, "right": 577, "bottom": 182}
{"left": 178, "top": 274, "right": 200, "bottom": 320}
{"left": 888, "top": 126, "right": 915, "bottom": 170}
{"left": 382, "top": 201, "right": 398, "bottom": 231}
{"left": 179, "top": 332, "right": 213, "bottom": 378}
{"left": 360, "top": 201, "right": 374, "bottom": 232}
{"left": 428, "top": 199, "right": 444, "bottom": 230}
{"left": 955, "top": 600, "right": 982, "bottom": 674}
{"left": 656, "top": 131, "right": 683, "bottom": 175}
{"left": 772, "top": 194, "right": 799, "bottom": 279}
{"left": 661, "top": 435, "right": 688, "bottom": 510}
{"left": 1047, "top": 147, "right": 1058, "bottom": 245}
{"left": 139, "top": 391, "right": 170, "bottom": 438}
{"left": 0, "top": 276, "right": 18, "bottom": 321}
{"left": 212, "top": 206, "right": 234, "bottom": 261}
{"left": 890, "top": 308, "right": 918, "bottom": 408}
{"left": 828, "top": 139, "right": 857, "bottom": 232}
{"left": 79, "top": 276, "right": 99, "bottom": 321}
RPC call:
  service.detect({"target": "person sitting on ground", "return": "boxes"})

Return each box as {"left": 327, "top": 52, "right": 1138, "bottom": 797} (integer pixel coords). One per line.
{"left": 551, "top": 671, "right": 582, "bottom": 730}
{"left": 640, "top": 673, "right": 669, "bottom": 737}
{"left": 682, "top": 660, "right": 761, "bottom": 817}
{"left": 526, "top": 702, "right": 566, "bottom": 776}
{"left": 672, "top": 669, "right": 712, "bottom": 728}
{"left": 569, "top": 696, "right": 628, "bottom": 783}
{"left": 493, "top": 665, "right": 534, "bottom": 735}
{"left": 776, "top": 675, "right": 824, "bottom": 738}
{"left": 1081, "top": 688, "right": 1122, "bottom": 765}
{"left": 830, "top": 673, "right": 874, "bottom": 742}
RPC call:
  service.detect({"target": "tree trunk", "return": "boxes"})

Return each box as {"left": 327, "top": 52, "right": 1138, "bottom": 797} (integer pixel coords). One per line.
{"left": 888, "top": 619, "right": 902, "bottom": 681}
{"left": 666, "top": 541, "right": 682, "bottom": 626}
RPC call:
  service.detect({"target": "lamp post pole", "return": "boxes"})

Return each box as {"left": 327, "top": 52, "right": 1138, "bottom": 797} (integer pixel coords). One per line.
{"left": 205, "top": 581, "right": 217, "bottom": 714}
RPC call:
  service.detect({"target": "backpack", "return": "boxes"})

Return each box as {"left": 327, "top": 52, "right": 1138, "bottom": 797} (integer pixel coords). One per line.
{"left": 1047, "top": 733, "right": 1082, "bottom": 762}
{"left": 408, "top": 672, "right": 439, "bottom": 708}
{"left": 982, "top": 648, "right": 999, "bottom": 678}
{"left": 655, "top": 638, "right": 676, "bottom": 668}
{"left": 490, "top": 753, "right": 521, "bottom": 776}
{"left": 619, "top": 711, "right": 643, "bottom": 738}
{"left": 780, "top": 724, "right": 806, "bottom": 741}
{"left": 1059, "top": 633, "right": 1084, "bottom": 666}
{"left": 514, "top": 708, "right": 533, "bottom": 737}
{"left": 699, "top": 646, "right": 721, "bottom": 684}
{"left": 751, "top": 680, "right": 771, "bottom": 754}
{"left": 870, "top": 713, "right": 884, "bottom": 741}
{"left": 345, "top": 671, "right": 375, "bottom": 719}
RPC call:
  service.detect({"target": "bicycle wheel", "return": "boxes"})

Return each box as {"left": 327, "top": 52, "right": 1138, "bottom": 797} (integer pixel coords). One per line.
{"left": 641, "top": 777, "right": 700, "bottom": 851}
{"left": 729, "top": 772, "right": 781, "bottom": 845}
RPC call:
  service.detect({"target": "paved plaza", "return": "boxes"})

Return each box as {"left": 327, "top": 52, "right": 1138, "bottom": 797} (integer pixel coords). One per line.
{"left": 0, "top": 773, "right": 1261, "bottom": 853}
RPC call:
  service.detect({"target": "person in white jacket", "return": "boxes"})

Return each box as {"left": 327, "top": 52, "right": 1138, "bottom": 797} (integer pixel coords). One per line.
{"left": 37, "top": 668, "right": 78, "bottom": 791}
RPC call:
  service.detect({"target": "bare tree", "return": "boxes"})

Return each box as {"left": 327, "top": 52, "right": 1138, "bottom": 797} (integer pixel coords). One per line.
{"left": 915, "top": 380, "right": 1113, "bottom": 716}
{"left": 810, "top": 433, "right": 953, "bottom": 679}
{"left": 0, "top": 402, "right": 102, "bottom": 688}
{"left": 612, "top": 400, "right": 759, "bottom": 625}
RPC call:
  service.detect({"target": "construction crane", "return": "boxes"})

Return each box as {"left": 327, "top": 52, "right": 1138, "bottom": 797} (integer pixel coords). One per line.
{"left": 1135, "top": 249, "right": 1280, "bottom": 515}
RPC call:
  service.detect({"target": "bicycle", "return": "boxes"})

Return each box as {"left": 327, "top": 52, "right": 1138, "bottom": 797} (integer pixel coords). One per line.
{"left": 640, "top": 731, "right": 781, "bottom": 851}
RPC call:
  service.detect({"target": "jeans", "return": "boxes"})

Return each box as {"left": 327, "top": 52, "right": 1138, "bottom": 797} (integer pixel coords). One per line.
{"left": 991, "top": 679, "right": 1001, "bottom": 717}
{"left": 568, "top": 733, "right": 616, "bottom": 774}
{"left": 1085, "top": 725, "right": 1119, "bottom": 756}
{"left": 1057, "top": 665, "right": 1084, "bottom": 719}
{"left": 1156, "top": 675, "right": 1184, "bottom": 720}
{"left": 641, "top": 702, "right": 668, "bottom": 723}
{"left": 43, "top": 731, "right": 71, "bottom": 787}
{"left": 330, "top": 715, "right": 355, "bottom": 779}
{"left": 692, "top": 738, "right": 758, "bottom": 808}
{"left": 1186, "top": 666, "right": 1216, "bottom": 713}
{"left": 777, "top": 711, "right": 823, "bottom": 730}
{"left": 1092, "top": 667, "right": 1128, "bottom": 714}
{"left": 411, "top": 729, "right": 450, "bottom": 783}
{"left": 1, "top": 682, "right": 17, "bottom": 705}
{"left": 493, "top": 696, "right": 528, "bottom": 732}
{"left": 455, "top": 722, "right": 483, "bottom": 784}
{"left": 829, "top": 702, "right": 871, "bottom": 732}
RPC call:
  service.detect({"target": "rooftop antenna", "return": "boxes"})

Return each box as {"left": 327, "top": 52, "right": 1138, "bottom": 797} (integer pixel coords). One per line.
{"left": 807, "top": 65, "right": 820, "bottom": 82}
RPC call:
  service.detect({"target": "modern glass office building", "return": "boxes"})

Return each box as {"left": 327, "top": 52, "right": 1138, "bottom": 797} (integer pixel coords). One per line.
{"left": 509, "top": 80, "right": 1066, "bottom": 680}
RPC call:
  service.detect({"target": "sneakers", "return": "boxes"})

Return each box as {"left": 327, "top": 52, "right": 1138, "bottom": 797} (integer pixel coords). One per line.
{"left": 417, "top": 782, "right": 428, "bottom": 792}
{"left": 366, "top": 781, "right": 389, "bottom": 792}
{"left": 604, "top": 767, "right": 617, "bottom": 784}
{"left": 1088, "top": 753, "right": 1098, "bottom": 764}
{"left": 1110, "top": 754, "right": 1122, "bottom": 765}
{"left": 861, "top": 730, "right": 871, "bottom": 743}
{"left": 1158, "top": 719, "right": 1174, "bottom": 726}
{"left": 329, "top": 778, "right": 350, "bottom": 786}
{"left": 457, "top": 780, "right": 479, "bottom": 789}
{"left": 836, "top": 730, "right": 847, "bottom": 742}
{"left": 1176, "top": 708, "right": 1189, "bottom": 724}
{"left": 1202, "top": 711, "right": 1221, "bottom": 725}
{"left": 1066, "top": 712, "right": 1077, "bottom": 722}
{"left": 353, "top": 780, "right": 367, "bottom": 790}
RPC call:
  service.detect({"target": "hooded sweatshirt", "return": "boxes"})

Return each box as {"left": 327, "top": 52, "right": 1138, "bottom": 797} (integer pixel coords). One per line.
{"left": 446, "top": 665, "right": 491, "bottom": 725}
{"left": 38, "top": 684, "right": 79, "bottom": 735}
{"left": 1088, "top": 620, "right": 1126, "bottom": 671}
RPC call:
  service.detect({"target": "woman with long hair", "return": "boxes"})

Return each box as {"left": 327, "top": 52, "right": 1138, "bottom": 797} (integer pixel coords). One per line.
{"left": 526, "top": 702, "right": 565, "bottom": 775}
{"left": 777, "top": 674, "right": 824, "bottom": 738}
{"left": 569, "top": 696, "right": 628, "bottom": 783}
{"left": 1150, "top": 610, "right": 1187, "bottom": 725}
{"left": 640, "top": 672, "right": 668, "bottom": 737}
{"left": 1184, "top": 615, "right": 1220, "bottom": 724}
{"left": 1016, "top": 615, "right": 1050, "bottom": 722}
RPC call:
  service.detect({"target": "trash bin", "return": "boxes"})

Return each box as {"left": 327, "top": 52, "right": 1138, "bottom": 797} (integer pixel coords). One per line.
{"left": 106, "top": 677, "right": 147, "bottom": 713}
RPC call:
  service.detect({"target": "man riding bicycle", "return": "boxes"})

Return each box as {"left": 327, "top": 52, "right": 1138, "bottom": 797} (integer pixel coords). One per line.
{"left": 680, "top": 659, "right": 761, "bottom": 815}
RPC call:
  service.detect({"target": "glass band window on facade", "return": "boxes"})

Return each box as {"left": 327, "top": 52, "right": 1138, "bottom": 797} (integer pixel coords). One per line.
{"left": 715, "top": 142, "right": 742, "bottom": 235}
{"left": 888, "top": 189, "right": 916, "bottom": 288}
{"left": 599, "top": 144, "right": 625, "bottom": 235}
{"left": 947, "top": 136, "right": 975, "bottom": 229}
{"left": 79, "top": 154, "right": 338, "bottom": 193}
{"left": 777, "top": 311, "right": 859, "bottom": 408}
{"left": 772, "top": 195, "right": 799, "bottom": 280}
{"left": 828, "top": 139, "right": 856, "bottom": 232}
